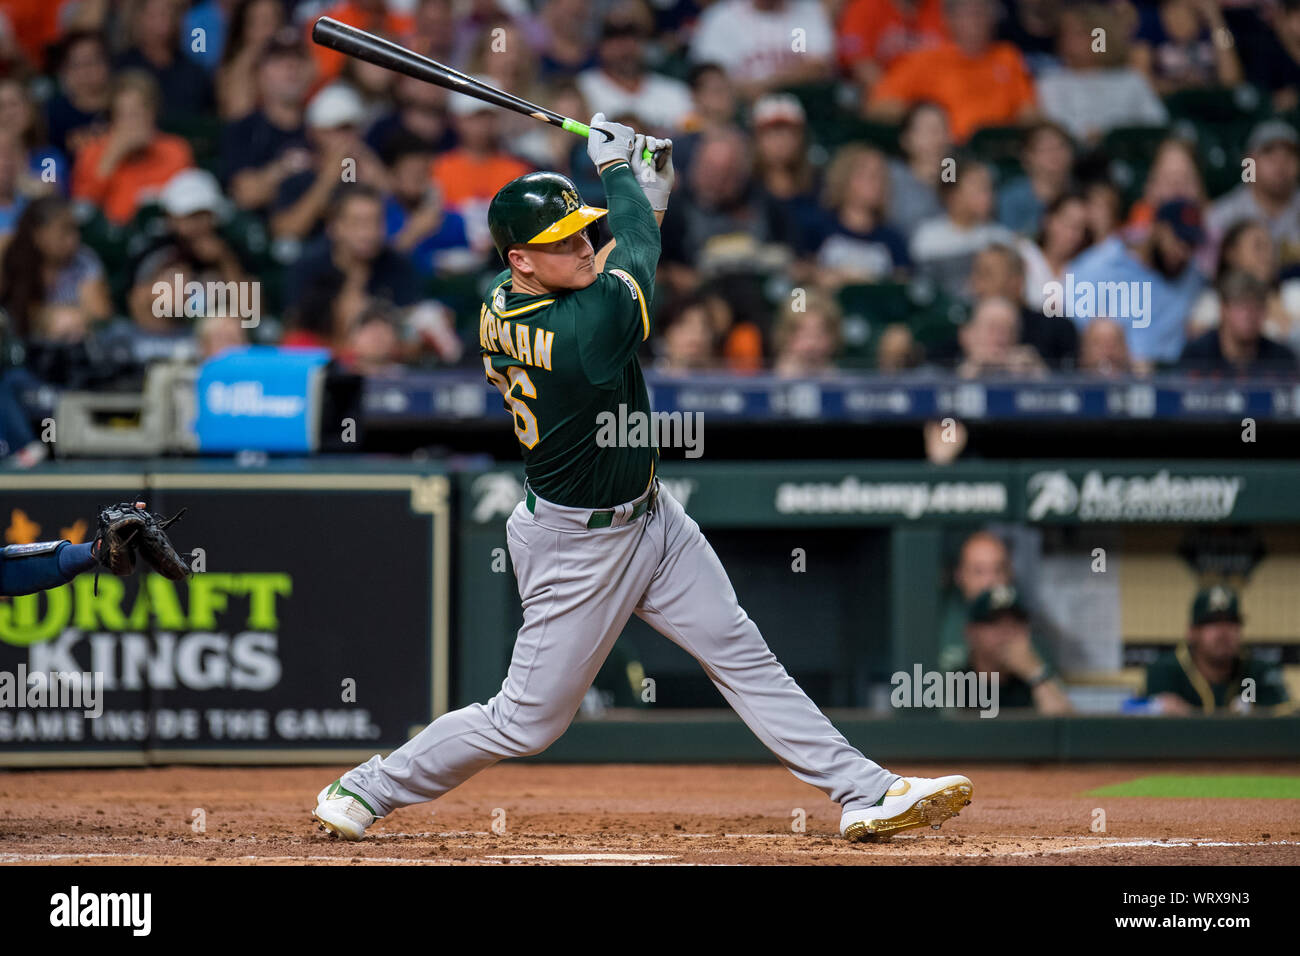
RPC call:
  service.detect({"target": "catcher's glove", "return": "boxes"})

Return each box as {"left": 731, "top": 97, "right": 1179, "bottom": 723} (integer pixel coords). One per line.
{"left": 94, "top": 501, "right": 191, "bottom": 582}
{"left": 93, "top": 501, "right": 148, "bottom": 576}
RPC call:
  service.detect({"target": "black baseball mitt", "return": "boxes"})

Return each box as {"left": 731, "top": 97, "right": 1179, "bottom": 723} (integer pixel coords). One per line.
{"left": 93, "top": 501, "right": 148, "bottom": 576}
{"left": 94, "top": 501, "right": 191, "bottom": 581}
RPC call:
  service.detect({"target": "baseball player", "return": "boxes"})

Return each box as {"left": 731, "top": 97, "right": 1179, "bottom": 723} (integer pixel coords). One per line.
{"left": 314, "top": 114, "right": 973, "bottom": 843}
{"left": 0, "top": 501, "right": 189, "bottom": 597}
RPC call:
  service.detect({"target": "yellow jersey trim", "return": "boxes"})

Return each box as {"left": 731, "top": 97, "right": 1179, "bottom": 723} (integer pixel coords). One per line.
{"left": 607, "top": 268, "right": 650, "bottom": 341}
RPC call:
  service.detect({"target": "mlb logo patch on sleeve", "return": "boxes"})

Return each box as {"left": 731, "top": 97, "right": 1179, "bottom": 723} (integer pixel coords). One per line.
{"left": 609, "top": 270, "right": 639, "bottom": 299}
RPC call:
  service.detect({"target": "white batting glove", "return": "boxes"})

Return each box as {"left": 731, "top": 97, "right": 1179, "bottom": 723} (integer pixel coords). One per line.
{"left": 586, "top": 112, "right": 636, "bottom": 170}
{"left": 631, "top": 134, "right": 674, "bottom": 211}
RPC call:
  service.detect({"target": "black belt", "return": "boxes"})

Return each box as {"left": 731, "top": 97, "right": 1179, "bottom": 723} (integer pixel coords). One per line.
{"left": 526, "top": 482, "right": 657, "bottom": 529}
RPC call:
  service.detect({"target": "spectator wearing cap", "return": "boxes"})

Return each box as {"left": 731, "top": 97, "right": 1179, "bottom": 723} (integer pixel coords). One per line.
{"left": 886, "top": 102, "right": 949, "bottom": 236}
{"left": 271, "top": 83, "right": 391, "bottom": 242}
{"left": 838, "top": 0, "right": 948, "bottom": 96}
{"left": 1123, "top": 137, "right": 1207, "bottom": 238}
{"left": 995, "top": 121, "right": 1075, "bottom": 237}
{"left": 961, "top": 584, "right": 1071, "bottom": 714}
{"left": 868, "top": 0, "right": 1036, "bottom": 143}
{"left": 812, "top": 144, "right": 910, "bottom": 286}
{"left": 752, "top": 94, "right": 827, "bottom": 260}
{"left": 220, "top": 27, "right": 314, "bottom": 213}
{"left": 936, "top": 530, "right": 1011, "bottom": 670}
{"left": 382, "top": 133, "right": 473, "bottom": 276}
{"left": 1178, "top": 271, "right": 1299, "bottom": 378}
{"left": 44, "top": 30, "right": 111, "bottom": 159}
{"left": 431, "top": 79, "right": 532, "bottom": 254}
{"left": 284, "top": 183, "right": 418, "bottom": 352}
{"left": 71, "top": 71, "right": 195, "bottom": 226}
{"left": 1144, "top": 585, "right": 1293, "bottom": 715}
{"left": 910, "top": 158, "right": 1016, "bottom": 299}
{"left": 1065, "top": 198, "right": 1207, "bottom": 367}
{"left": 1035, "top": 3, "right": 1167, "bottom": 145}
{"left": 1208, "top": 121, "right": 1300, "bottom": 270}
{"left": 215, "top": 0, "right": 289, "bottom": 121}
{"left": 575, "top": 1, "right": 693, "bottom": 135}
{"left": 153, "top": 168, "right": 248, "bottom": 288}
{"left": 115, "top": 0, "right": 215, "bottom": 126}
{"left": 689, "top": 0, "right": 835, "bottom": 100}
{"left": 0, "top": 195, "right": 112, "bottom": 343}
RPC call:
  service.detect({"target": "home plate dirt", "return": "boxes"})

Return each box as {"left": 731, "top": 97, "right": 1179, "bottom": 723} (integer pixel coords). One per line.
{"left": 1, "top": 763, "right": 1298, "bottom": 865}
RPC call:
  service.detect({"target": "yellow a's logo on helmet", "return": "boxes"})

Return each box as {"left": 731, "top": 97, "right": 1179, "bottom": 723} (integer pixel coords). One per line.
{"left": 561, "top": 189, "right": 580, "bottom": 214}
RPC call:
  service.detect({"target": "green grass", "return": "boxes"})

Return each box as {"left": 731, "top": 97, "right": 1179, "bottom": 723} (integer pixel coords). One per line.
{"left": 1086, "top": 775, "right": 1300, "bottom": 800}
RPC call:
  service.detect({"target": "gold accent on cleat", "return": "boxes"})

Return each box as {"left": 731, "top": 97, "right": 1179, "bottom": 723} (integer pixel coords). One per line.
{"left": 843, "top": 781, "right": 974, "bottom": 844}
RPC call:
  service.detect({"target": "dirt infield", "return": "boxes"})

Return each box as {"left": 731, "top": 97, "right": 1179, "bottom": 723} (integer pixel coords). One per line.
{"left": 1, "top": 762, "right": 1298, "bottom": 865}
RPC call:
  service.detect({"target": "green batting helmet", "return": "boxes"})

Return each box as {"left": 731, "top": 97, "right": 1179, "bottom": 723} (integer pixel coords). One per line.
{"left": 488, "top": 171, "right": 608, "bottom": 260}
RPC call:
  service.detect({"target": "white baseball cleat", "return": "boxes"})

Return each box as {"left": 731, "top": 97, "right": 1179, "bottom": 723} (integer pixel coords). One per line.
{"left": 840, "top": 774, "right": 973, "bottom": 843}
{"left": 312, "top": 780, "right": 378, "bottom": 841}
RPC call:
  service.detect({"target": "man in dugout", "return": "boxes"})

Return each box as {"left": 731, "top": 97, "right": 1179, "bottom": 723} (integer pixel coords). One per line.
{"left": 1144, "top": 585, "right": 1294, "bottom": 715}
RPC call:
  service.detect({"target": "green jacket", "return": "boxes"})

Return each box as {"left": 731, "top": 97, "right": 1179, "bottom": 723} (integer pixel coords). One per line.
{"left": 1144, "top": 643, "right": 1293, "bottom": 714}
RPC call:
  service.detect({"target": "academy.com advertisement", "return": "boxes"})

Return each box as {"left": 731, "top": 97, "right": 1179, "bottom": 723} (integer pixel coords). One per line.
{"left": 0, "top": 480, "right": 444, "bottom": 761}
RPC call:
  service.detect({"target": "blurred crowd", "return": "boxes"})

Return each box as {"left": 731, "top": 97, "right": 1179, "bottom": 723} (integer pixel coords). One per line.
{"left": 4, "top": 0, "right": 1300, "bottom": 459}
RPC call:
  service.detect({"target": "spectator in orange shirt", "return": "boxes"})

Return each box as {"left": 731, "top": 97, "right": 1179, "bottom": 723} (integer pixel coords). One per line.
{"left": 309, "top": 0, "right": 415, "bottom": 85}
{"left": 432, "top": 81, "right": 531, "bottom": 254}
{"left": 71, "top": 71, "right": 194, "bottom": 226}
{"left": 867, "top": 0, "right": 1037, "bottom": 143}
{"left": 839, "top": 0, "right": 948, "bottom": 94}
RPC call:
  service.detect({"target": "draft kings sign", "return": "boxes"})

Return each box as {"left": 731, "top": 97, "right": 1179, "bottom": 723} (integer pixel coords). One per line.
{"left": 0, "top": 481, "right": 441, "bottom": 761}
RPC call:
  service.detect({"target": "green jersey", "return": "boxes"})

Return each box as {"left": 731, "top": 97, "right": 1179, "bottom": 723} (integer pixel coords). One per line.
{"left": 1144, "top": 643, "right": 1292, "bottom": 714}
{"left": 479, "top": 162, "right": 660, "bottom": 508}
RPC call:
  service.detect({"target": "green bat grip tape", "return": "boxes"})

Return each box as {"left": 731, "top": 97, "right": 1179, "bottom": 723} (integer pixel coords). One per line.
{"left": 564, "top": 118, "right": 656, "bottom": 162}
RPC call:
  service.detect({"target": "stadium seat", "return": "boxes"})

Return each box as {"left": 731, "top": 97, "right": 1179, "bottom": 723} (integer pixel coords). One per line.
{"left": 828, "top": 118, "right": 904, "bottom": 156}
{"left": 160, "top": 113, "right": 225, "bottom": 176}
{"left": 1162, "top": 85, "right": 1266, "bottom": 126}
{"left": 835, "top": 282, "right": 912, "bottom": 367}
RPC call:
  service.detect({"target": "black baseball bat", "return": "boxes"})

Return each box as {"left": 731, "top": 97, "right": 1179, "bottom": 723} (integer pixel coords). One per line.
{"left": 310, "top": 17, "right": 657, "bottom": 161}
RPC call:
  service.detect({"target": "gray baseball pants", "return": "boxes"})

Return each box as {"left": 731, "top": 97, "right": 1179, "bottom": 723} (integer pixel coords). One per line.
{"left": 342, "top": 480, "right": 894, "bottom": 815}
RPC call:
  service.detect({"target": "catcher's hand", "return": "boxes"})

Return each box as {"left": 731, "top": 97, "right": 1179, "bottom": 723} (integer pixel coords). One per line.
{"left": 94, "top": 500, "right": 191, "bottom": 580}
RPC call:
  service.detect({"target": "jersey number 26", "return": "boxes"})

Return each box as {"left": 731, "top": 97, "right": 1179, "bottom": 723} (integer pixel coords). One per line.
{"left": 483, "top": 356, "right": 540, "bottom": 449}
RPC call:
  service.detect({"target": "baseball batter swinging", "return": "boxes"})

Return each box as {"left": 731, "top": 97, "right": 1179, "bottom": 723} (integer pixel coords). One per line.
{"left": 313, "top": 114, "right": 973, "bottom": 844}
